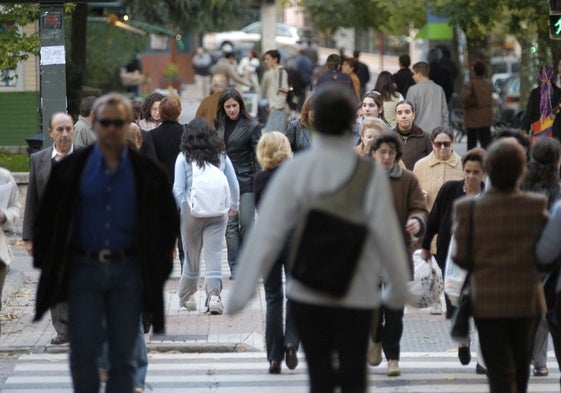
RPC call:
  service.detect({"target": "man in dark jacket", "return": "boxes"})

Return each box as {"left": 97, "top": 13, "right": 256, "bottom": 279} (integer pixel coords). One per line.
{"left": 393, "top": 54, "right": 415, "bottom": 97}
{"left": 33, "top": 93, "right": 179, "bottom": 393}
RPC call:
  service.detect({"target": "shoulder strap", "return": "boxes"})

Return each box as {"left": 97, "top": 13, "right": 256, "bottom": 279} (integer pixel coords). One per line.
{"left": 331, "top": 157, "right": 373, "bottom": 208}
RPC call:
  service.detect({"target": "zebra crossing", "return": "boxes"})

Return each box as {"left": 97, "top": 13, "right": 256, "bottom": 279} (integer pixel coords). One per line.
{"left": 1, "top": 351, "right": 559, "bottom": 392}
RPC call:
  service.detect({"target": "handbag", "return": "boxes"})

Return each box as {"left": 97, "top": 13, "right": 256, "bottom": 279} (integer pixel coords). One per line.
{"left": 531, "top": 102, "right": 561, "bottom": 143}
{"left": 450, "top": 199, "right": 476, "bottom": 341}
{"left": 444, "top": 236, "right": 467, "bottom": 307}
{"left": 288, "top": 157, "right": 372, "bottom": 298}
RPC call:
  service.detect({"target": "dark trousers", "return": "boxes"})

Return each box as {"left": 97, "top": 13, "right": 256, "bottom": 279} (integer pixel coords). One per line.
{"left": 290, "top": 300, "right": 373, "bottom": 393}
{"left": 546, "top": 311, "right": 561, "bottom": 372}
{"left": 374, "top": 306, "right": 404, "bottom": 360}
{"left": 264, "top": 254, "right": 299, "bottom": 362}
{"left": 467, "top": 126, "right": 492, "bottom": 150}
{"left": 475, "top": 316, "right": 540, "bottom": 393}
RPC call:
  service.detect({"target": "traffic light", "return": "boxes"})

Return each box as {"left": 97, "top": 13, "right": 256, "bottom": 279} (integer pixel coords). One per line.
{"left": 551, "top": 15, "right": 561, "bottom": 39}
{"left": 551, "top": 1, "right": 561, "bottom": 39}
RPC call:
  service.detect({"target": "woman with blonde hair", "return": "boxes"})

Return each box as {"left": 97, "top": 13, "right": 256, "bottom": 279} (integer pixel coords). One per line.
{"left": 254, "top": 131, "right": 299, "bottom": 374}
{"left": 284, "top": 95, "right": 314, "bottom": 154}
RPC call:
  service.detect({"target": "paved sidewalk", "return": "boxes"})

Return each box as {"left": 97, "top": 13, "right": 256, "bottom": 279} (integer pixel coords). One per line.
{"left": 0, "top": 236, "right": 464, "bottom": 356}
{"left": 0, "top": 81, "right": 470, "bottom": 356}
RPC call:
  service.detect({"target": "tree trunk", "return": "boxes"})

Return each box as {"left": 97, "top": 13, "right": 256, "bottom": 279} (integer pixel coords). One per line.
{"left": 465, "top": 35, "right": 489, "bottom": 69}
{"left": 517, "top": 34, "right": 533, "bottom": 118}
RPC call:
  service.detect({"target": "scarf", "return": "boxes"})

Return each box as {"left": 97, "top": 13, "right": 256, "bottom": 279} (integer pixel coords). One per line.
{"left": 539, "top": 65, "right": 554, "bottom": 120}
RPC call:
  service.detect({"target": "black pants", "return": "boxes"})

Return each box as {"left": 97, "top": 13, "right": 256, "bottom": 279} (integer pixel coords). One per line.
{"left": 290, "top": 300, "right": 374, "bottom": 393}
{"left": 475, "top": 316, "right": 540, "bottom": 393}
{"left": 467, "top": 126, "right": 492, "bottom": 150}
{"left": 374, "top": 306, "right": 404, "bottom": 360}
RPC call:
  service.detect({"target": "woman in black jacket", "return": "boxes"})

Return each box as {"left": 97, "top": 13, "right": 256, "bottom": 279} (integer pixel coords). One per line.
{"left": 215, "top": 87, "right": 262, "bottom": 278}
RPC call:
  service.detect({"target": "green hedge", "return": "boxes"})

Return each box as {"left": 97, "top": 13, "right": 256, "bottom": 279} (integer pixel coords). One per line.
{"left": 0, "top": 92, "right": 39, "bottom": 146}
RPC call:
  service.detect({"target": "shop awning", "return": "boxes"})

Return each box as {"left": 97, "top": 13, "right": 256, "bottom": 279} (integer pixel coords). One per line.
{"left": 416, "top": 22, "right": 454, "bottom": 40}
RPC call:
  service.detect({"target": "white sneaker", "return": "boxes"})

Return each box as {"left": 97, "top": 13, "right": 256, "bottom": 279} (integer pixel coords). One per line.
{"left": 183, "top": 297, "right": 197, "bottom": 311}
{"left": 430, "top": 302, "right": 443, "bottom": 315}
{"left": 387, "top": 360, "right": 401, "bottom": 376}
{"left": 208, "top": 294, "right": 224, "bottom": 315}
{"left": 367, "top": 341, "right": 383, "bottom": 366}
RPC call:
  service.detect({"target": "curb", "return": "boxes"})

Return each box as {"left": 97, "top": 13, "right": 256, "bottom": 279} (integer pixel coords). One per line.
{"left": 0, "top": 342, "right": 261, "bottom": 355}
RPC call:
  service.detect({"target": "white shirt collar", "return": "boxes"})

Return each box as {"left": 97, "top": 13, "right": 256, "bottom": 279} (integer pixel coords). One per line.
{"left": 52, "top": 144, "right": 74, "bottom": 159}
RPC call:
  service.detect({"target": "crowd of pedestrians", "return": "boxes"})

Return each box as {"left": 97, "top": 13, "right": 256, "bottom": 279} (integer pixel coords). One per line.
{"left": 12, "top": 45, "right": 561, "bottom": 393}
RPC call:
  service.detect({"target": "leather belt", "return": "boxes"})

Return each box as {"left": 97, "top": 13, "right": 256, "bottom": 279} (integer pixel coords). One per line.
{"left": 71, "top": 247, "right": 136, "bottom": 264}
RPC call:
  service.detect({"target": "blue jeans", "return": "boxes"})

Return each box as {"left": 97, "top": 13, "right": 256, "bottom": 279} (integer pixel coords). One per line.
{"left": 68, "top": 254, "right": 142, "bottom": 393}
{"left": 98, "top": 320, "right": 148, "bottom": 390}
{"left": 226, "top": 192, "right": 255, "bottom": 277}
{"left": 264, "top": 108, "right": 288, "bottom": 132}
{"left": 264, "top": 252, "right": 299, "bottom": 362}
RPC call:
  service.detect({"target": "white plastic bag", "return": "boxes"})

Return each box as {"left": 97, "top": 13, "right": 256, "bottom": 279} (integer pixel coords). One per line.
{"left": 407, "top": 250, "right": 444, "bottom": 308}
{"left": 444, "top": 236, "right": 467, "bottom": 307}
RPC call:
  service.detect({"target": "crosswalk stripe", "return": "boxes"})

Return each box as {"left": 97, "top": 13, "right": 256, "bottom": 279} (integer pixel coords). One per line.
{"left": 2, "top": 352, "right": 560, "bottom": 393}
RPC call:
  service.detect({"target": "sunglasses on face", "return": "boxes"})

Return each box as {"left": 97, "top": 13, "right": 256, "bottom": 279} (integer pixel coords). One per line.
{"left": 97, "top": 119, "right": 127, "bottom": 127}
{"left": 433, "top": 141, "right": 452, "bottom": 148}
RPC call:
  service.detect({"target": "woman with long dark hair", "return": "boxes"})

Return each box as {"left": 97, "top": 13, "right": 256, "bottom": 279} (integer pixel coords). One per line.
{"left": 173, "top": 118, "right": 240, "bottom": 314}
{"left": 374, "top": 71, "right": 403, "bottom": 128}
{"left": 215, "top": 87, "right": 261, "bottom": 279}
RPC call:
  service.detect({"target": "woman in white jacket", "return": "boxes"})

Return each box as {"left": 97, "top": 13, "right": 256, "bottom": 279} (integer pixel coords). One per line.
{"left": 226, "top": 86, "right": 409, "bottom": 392}
{"left": 173, "top": 118, "right": 240, "bottom": 315}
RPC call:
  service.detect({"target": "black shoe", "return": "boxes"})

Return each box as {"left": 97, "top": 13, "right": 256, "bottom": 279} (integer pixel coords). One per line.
{"left": 476, "top": 362, "right": 487, "bottom": 375}
{"left": 458, "top": 344, "right": 471, "bottom": 365}
{"left": 269, "top": 360, "right": 281, "bottom": 374}
{"left": 533, "top": 366, "right": 549, "bottom": 377}
{"left": 285, "top": 345, "right": 299, "bottom": 370}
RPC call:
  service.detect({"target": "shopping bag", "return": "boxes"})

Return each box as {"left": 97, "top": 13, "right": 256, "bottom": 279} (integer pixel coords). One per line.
{"left": 444, "top": 236, "right": 467, "bottom": 307}
{"left": 407, "top": 250, "right": 444, "bottom": 308}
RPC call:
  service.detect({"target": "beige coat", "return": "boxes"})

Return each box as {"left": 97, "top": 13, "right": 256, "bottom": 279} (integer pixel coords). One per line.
{"left": 0, "top": 168, "right": 20, "bottom": 266}
{"left": 413, "top": 150, "right": 464, "bottom": 212}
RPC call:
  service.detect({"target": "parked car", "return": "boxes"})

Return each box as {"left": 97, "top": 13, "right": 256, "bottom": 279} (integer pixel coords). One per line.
{"left": 203, "top": 22, "right": 317, "bottom": 57}
{"left": 498, "top": 74, "right": 521, "bottom": 123}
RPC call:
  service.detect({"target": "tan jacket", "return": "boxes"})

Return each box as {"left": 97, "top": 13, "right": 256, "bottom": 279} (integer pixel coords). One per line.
{"left": 413, "top": 151, "right": 464, "bottom": 212}
{"left": 453, "top": 190, "right": 548, "bottom": 318}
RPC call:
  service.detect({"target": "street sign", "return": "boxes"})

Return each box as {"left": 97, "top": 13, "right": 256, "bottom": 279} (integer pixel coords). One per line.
{"left": 551, "top": 15, "right": 561, "bottom": 40}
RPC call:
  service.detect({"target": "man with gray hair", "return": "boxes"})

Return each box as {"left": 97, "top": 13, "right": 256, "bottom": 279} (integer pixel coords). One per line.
{"left": 74, "top": 96, "right": 97, "bottom": 146}
{"left": 23, "top": 112, "right": 80, "bottom": 346}
{"left": 195, "top": 73, "right": 228, "bottom": 128}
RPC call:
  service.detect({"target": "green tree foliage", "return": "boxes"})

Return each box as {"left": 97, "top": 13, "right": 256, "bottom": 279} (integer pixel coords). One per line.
{"left": 86, "top": 21, "right": 148, "bottom": 92}
{"left": 299, "top": 0, "right": 425, "bottom": 35}
{"left": 122, "top": 0, "right": 254, "bottom": 34}
{"left": 0, "top": 4, "right": 40, "bottom": 73}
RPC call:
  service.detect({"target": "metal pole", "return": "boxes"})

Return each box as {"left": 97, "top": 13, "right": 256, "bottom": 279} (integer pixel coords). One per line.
{"left": 39, "top": 3, "right": 66, "bottom": 147}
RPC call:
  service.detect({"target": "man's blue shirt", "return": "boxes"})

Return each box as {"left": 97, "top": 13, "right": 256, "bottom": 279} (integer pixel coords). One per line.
{"left": 72, "top": 144, "right": 137, "bottom": 251}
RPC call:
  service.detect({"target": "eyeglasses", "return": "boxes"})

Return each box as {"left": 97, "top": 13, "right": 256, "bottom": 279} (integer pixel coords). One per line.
{"left": 97, "top": 119, "right": 127, "bottom": 127}
{"left": 433, "top": 141, "right": 452, "bottom": 148}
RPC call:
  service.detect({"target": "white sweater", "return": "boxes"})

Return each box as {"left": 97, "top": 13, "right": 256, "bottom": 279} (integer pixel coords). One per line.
{"left": 226, "top": 134, "right": 410, "bottom": 313}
